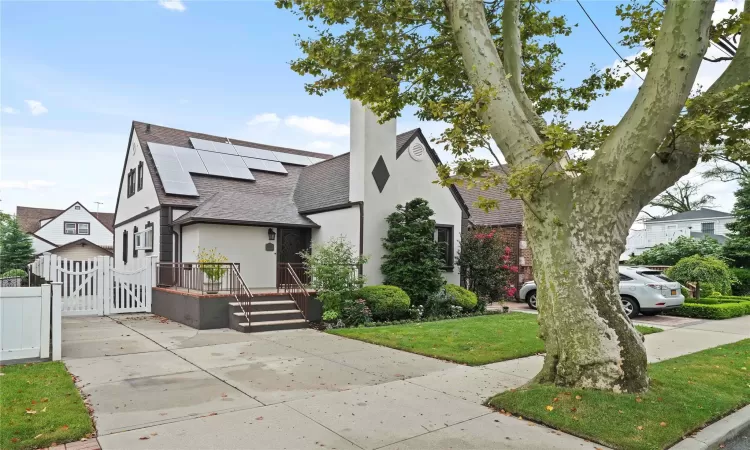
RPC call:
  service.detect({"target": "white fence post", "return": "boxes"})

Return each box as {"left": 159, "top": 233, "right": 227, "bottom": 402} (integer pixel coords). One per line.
{"left": 51, "top": 282, "right": 62, "bottom": 361}
{"left": 39, "top": 284, "right": 51, "bottom": 359}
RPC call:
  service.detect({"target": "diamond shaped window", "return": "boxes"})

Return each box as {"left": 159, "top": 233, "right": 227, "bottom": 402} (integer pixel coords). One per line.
{"left": 372, "top": 156, "right": 390, "bottom": 193}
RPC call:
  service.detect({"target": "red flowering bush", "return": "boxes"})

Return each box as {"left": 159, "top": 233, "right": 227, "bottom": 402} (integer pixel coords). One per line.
{"left": 457, "top": 227, "right": 518, "bottom": 302}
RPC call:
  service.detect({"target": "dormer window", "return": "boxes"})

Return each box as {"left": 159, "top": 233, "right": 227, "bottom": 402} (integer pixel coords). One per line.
{"left": 64, "top": 222, "right": 90, "bottom": 235}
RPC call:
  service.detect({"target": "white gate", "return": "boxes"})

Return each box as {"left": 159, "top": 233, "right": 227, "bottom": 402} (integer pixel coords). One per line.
{"left": 0, "top": 284, "right": 62, "bottom": 362}
{"left": 29, "top": 255, "right": 154, "bottom": 316}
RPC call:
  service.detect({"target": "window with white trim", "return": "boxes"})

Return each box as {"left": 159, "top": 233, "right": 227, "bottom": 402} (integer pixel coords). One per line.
{"left": 701, "top": 222, "right": 715, "bottom": 234}
{"left": 134, "top": 228, "right": 154, "bottom": 251}
{"left": 64, "top": 222, "right": 90, "bottom": 235}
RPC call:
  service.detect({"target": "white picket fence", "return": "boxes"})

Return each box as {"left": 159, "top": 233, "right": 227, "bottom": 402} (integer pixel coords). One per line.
{"left": 0, "top": 284, "right": 62, "bottom": 362}
{"left": 29, "top": 255, "right": 155, "bottom": 316}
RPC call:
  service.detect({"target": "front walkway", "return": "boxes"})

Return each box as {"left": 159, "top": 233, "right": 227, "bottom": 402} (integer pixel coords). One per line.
{"left": 60, "top": 314, "right": 750, "bottom": 449}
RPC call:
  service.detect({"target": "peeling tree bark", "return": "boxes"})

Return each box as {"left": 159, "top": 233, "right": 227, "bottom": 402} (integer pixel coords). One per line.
{"left": 444, "top": 0, "right": 725, "bottom": 393}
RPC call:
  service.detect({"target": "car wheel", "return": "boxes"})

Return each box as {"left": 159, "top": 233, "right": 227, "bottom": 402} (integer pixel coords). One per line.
{"left": 621, "top": 296, "right": 640, "bottom": 319}
{"left": 526, "top": 291, "right": 538, "bottom": 310}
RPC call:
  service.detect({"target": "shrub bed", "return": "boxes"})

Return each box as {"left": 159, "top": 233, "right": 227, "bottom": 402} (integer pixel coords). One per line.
{"left": 444, "top": 284, "right": 478, "bottom": 310}
{"left": 666, "top": 301, "right": 750, "bottom": 319}
{"left": 356, "top": 285, "right": 410, "bottom": 320}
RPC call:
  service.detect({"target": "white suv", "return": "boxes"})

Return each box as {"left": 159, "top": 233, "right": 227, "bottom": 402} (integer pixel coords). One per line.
{"left": 518, "top": 266, "right": 684, "bottom": 319}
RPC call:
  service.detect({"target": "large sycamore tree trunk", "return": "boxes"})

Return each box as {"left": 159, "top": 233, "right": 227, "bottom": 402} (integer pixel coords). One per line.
{"left": 444, "top": 0, "right": 750, "bottom": 392}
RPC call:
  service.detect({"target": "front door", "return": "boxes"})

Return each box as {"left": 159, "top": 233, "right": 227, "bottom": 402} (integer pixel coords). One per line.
{"left": 277, "top": 228, "right": 311, "bottom": 286}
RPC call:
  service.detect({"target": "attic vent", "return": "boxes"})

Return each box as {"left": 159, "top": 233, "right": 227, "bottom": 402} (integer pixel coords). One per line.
{"left": 409, "top": 142, "right": 426, "bottom": 161}
{"left": 74, "top": 205, "right": 81, "bottom": 210}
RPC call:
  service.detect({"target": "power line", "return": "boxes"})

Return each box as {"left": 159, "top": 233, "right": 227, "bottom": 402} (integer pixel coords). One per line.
{"left": 574, "top": 0, "right": 645, "bottom": 81}
{"left": 651, "top": 0, "right": 735, "bottom": 59}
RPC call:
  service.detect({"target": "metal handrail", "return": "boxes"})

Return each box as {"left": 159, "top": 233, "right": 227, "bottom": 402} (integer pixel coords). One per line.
{"left": 231, "top": 263, "right": 253, "bottom": 325}
{"left": 284, "top": 263, "right": 309, "bottom": 320}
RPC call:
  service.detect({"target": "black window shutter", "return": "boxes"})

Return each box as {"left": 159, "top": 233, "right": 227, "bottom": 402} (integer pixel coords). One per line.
{"left": 137, "top": 162, "right": 144, "bottom": 191}
{"left": 123, "top": 230, "right": 128, "bottom": 263}
{"left": 133, "top": 226, "right": 138, "bottom": 258}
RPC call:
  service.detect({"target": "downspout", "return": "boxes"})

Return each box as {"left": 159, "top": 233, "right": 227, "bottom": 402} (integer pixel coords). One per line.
{"left": 357, "top": 201, "right": 364, "bottom": 276}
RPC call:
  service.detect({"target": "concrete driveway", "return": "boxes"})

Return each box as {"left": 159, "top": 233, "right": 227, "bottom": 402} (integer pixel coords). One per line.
{"left": 62, "top": 314, "right": 594, "bottom": 450}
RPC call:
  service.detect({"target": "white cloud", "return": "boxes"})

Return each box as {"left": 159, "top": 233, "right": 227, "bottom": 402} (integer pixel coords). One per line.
{"left": 247, "top": 113, "right": 281, "bottom": 126}
{"left": 308, "top": 141, "right": 334, "bottom": 151}
{"left": 158, "top": 0, "right": 186, "bottom": 12}
{"left": 284, "top": 115, "right": 349, "bottom": 137}
{"left": 2, "top": 106, "right": 19, "bottom": 114}
{"left": 24, "top": 100, "right": 48, "bottom": 116}
{"left": 0, "top": 180, "right": 56, "bottom": 190}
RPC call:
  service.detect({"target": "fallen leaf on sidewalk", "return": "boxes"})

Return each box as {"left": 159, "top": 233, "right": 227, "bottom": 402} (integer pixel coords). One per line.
{"left": 139, "top": 436, "right": 150, "bottom": 440}
{"left": 221, "top": 393, "right": 228, "bottom": 398}
{"left": 256, "top": 416, "right": 264, "bottom": 420}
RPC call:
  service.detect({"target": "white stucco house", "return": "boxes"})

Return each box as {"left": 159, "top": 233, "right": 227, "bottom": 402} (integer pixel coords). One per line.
{"left": 16, "top": 202, "right": 115, "bottom": 259}
{"left": 625, "top": 208, "right": 735, "bottom": 257}
{"left": 113, "top": 101, "right": 469, "bottom": 290}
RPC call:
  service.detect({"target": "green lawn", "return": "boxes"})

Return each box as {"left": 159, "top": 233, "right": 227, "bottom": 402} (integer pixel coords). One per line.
{"left": 490, "top": 339, "right": 750, "bottom": 450}
{"left": 330, "top": 313, "right": 662, "bottom": 365}
{"left": 1, "top": 362, "right": 94, "bottom": 450}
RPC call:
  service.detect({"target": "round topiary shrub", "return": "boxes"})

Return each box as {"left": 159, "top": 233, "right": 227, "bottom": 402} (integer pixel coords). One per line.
{"left": 357, "top": 285, "right": 411, "bottom": 320}
{"left": 444, "top": 284, "right": 478, "bottom": 311}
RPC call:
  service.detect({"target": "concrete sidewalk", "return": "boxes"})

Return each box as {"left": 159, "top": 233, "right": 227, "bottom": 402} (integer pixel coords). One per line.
{"left": 61, "top": 314, "right": 750, "bottom": 449}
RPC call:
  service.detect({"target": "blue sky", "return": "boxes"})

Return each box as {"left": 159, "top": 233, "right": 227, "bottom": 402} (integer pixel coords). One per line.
{"left": 0, "top": 0, "right": 741, "bottom": 217}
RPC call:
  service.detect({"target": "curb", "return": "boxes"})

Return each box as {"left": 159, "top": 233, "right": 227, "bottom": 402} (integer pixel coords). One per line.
{"left": 671, "top": 405, "right": 750, "bottom": 449}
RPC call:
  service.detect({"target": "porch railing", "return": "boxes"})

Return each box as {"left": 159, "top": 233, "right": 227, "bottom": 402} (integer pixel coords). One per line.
{"left": 278, "top": 263, "right": 310, "bottom": 320}
{"left": 231, "top": 263, "right": 253, "bottom": 326}
{"left": 155, "top": 262, "right": 241, "bottom": 295}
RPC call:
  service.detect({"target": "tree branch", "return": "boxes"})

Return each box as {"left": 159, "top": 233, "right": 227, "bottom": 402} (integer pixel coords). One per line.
{"left": 502, "top": 0, "right": 547, "bottom": 135}
{"left": 444, "top": 0, "right": 548, "bottom": 170}
{"left": 629, "top": 0, "right": 750, "bottom": 204}
{"left": 591, "top": 0, "right": 714, "bottom": 190}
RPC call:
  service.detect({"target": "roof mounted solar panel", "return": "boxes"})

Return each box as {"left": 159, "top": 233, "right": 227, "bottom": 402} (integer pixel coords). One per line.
{"left": 222, "top": 154, "right": 255, "bottom": 180}
{"left": 307, "top": 157, "right": 325, "bottom": 165}
{"left": 147, "top": 143, "right": 199, "bottom": 196}
{"left": 190, "top": 137, "right": 238, "bottom": 155}
{"left": 172, "top": 146, "right": 208, "bottom": 174}
{"left": 242, "top": 157, "right": 288, "bottom": 174}
{"left": 197, "top": 150, "right": 232, "bottom": 178}
{"left": 232, "top": 144, "right": 279, "bottom": 162}
{"left": 273, "top": 151, "right": 312, "bottom": 166}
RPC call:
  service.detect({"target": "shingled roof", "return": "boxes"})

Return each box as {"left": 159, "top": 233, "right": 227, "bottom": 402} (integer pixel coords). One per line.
{"left": 644, "top": 208, "right": 733, "bottom": 223}
{"left": 120, "top": 122, "right": 469, "bottom": 226}
{"left": 456, "top": 166, "right": 525, "bottom": 227}
{"left": 294, "top": 153, "right": 351, "bottom": 213}
{"left": 174, "top": 191, "right": 318, "bottom": 227}
{"left": 17, "top": 205, "right": 115, "bottom": 233}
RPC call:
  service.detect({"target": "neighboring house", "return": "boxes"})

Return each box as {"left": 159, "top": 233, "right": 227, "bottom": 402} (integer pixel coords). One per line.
{"left": 113, "top": 101, "right": 469, "bottom": 289}
{"left": 16, "top": 202, "right": 115, "bottom": 258}
{"left": 626, "top": 208, "right": 735, "bottom": 256}
{"left": 456, "top": 166, "right": 534, "bottom": 284}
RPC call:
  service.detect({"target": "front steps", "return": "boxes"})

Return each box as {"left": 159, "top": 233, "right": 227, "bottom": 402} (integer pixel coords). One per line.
{"left": 228, "top": 293, "right": 308, "bottom": 333}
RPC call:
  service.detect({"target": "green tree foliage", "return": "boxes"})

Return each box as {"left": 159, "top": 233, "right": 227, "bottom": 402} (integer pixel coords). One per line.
{"left": 627, "top": 236, "right": 723, "bottom": 266}
{"left": 381, "top": 198, "right": 444, "bottom": 306}
{"left": 0, "top": 218, "right": 34, "bottom": 274}
{"left": 722, "top": 176, "right": 750, "bottom": 267}
{"left": 457, "top": 227, "right": 516, "bottom": 302}
{"left": 300, "top": 236, "right": 368, "bottom": 312}
{"left": 666, "top": 255, "right": 737, "bottom": 300}
{"left": 727, "top": 176, "right": 750, "bottom": 237}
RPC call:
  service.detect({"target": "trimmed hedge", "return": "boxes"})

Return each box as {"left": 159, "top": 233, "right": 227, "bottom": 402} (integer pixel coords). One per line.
{"left": 357, "top": 285, "right": 411, "bottom": 320}
{"left": 667, "top": 301, "right": 750, "bottom": 320}
{"left": 444, "top": 284, "right": 478, "bottom": 310}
